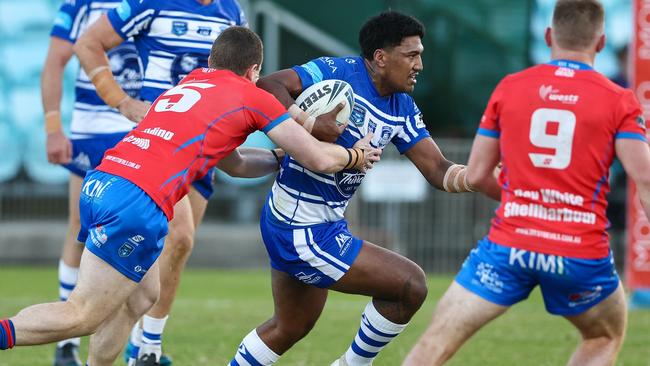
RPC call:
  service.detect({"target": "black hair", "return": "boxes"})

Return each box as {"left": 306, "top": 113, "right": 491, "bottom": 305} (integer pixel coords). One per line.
{"left": 359, "top": 11, "right": 425, "bottom": 60}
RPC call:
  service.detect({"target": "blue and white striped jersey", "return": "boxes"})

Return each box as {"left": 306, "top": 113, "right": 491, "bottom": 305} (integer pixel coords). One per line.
{"left": 107, "top": 0, "right": 247, "bottom": 102}
{"left": 268, "top": 56, "right": 430, "bottom": 227}
{"left": 51, "top": 0, "right": 141, "bottom": 136}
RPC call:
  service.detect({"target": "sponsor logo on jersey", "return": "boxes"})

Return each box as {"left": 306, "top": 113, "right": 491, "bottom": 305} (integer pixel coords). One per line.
{"left": 344, "top": 58, "right": 357, "bottom": 64}
{"left": 539, "top": 85, "right": 579, "bottom": 104}
{"left": 123, "top": 135, "right": 150, "bottom": 150}
{"left": 118, "top": 242, "right": 135, "bottom": 257}
{"left": 568, "top": 286, "right": 602, "bottom": 307}
{"left": 143, "top": 127, "right": 174, "bottom": 141}
{"left": 335, "top": 170, "right": 365, "bottom": 198}
{"left": 89, "top": 225, "right": 108, "bottom": 248}
{"left": 197, "top": 26, "right": 212, "bottom": 36}
{"left": 554, "top": 67, "right": 575, "bottom": 78}
{"left": 171, "top": 53, "right": 208, "bottom": 85}
{"left": 134, "top": 265, "right": 146, "bottom": 274}
{"left": 368, "top": 119, "right": 377, "bottom": 134}
{"left": 108, "top": 45, "right": 143, "bottom": 98}
{"left": 414, "top": 112, "right": 426, "bottom": 129}
{"left": 377, "top": 125, "right": 393, "bottom": 148}
{"left": 637, "top": 115, "right": 647, "bottom": 128}
{"left": 350, "top": 104, "right": 366, "bottom": 127}
{"left": 295, "top": 272, "right": 322, "bottom": 285}
{"left": 105, "top": 155, "right": 141, "bottom": 169}
{"left": 335, "top": 233, "right": 353, "bottom": 256}
{"left": 508, "top": 248, "right": 565, "bottom": 274}
{"left": 475, "top": 262, "right": 504, "bottom": 294}
{"left": 172, "top": 21, "right": 188, "bottom": 36}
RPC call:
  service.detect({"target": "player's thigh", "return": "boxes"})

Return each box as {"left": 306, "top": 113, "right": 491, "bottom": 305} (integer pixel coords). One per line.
{"left": 564, "top": 282, "right": 626, "bottom": 339}
{"left": 68, "top": 174, "right": 84, "bottom": 227}
{"left": 68, "top": 249, "right": 141, "bottom": 324}
{"left": 330, "top": 241, "right": 426, "bottom": 301}
{"left": 432, "top": 280, "right": 508, "bottom": 337}
{"left": 187, "top": 186, "right": 208, "bottom": 228}
{"left": 270, "top": 268, "right": 328, "bottom": 325}
{"left": 166, "top": 194, "right": 195, "bottom": 245}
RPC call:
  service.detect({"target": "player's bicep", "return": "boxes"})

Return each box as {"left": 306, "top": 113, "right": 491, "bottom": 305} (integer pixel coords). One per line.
{"left": 46, "top": 37, "right": 75, "bottom": 66}
{"left": 84, "top": 15, "right": 125, "bottom": 50}
{"left": 616, "top": 138, "right": 650, "bottom": 187}
{"left": 256, "top": 69, "right": 304, "bottom": 106}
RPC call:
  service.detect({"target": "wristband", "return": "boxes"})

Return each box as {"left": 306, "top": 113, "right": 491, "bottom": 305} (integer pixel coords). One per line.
{"left": 442, "top": 164, "right": 475, "bottom": 193}
{"left": 344, "top": 147, "right": 364, "bottom": 170}
{"left": 270, "top": 148, "right": 282, "bottom": 167}
{"left": 45, "top": 110, "right": 62, "bottom": 134}
{"left": 89, "top": 67, "right": 129, "bottom": 108}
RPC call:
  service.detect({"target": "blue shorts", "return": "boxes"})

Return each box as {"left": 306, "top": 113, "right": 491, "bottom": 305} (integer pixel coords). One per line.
{"left": 192, "top": 168, "right": 215, "bottom": 200}
{"left": 456, "top": 237, "right": 620, "bottom": 316}
{"left": 78, "top": 170, "right": 169, "bottom": 282}
{"left": 64, "top": 132, "right": 214, "bottom": 199}
{"left": 63, "top": 132, "right": 127, "bottom": 177}
{"left": 260, "top": 205, "right": 363, "bottom": 288}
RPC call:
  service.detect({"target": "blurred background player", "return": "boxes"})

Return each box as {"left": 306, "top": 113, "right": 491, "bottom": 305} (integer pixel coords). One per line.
{"left": 226, "top": 11, "right": 484, "bottom": 366}
{"left": 42, "top": 0, "right": 142, "bottom": 364}
{"left": 73, "top": 0, "right": 247, "bottom": 364}
{"left": 403, "top": 1, "right": 650, "bottom": 365}
{"left": 0, "top": 26, "right": 381, "bottom": 366}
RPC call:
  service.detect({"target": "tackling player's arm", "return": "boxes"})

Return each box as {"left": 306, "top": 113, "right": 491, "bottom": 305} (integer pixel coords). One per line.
{"left": 616, "top": 137, "right": 650, "bottom": 219}
{"left": 266, "top": 118, "right": 380, "bottom": 173}
{"left": 41, "top": 37, "right": 74, "bottom": 164}
{"left": 465, "top": 135, "right": 501, "bottom": 200}
{"left": 73, "top": 15, "right": 148, "bottom": 123}
{"left": 257, "top": 69, "right": 346, "bottom": 143}
{"left": 217, "top": 147, "right": 284, "bottom": 178}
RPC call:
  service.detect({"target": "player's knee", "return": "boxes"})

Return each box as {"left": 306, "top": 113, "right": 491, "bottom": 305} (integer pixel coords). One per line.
{"left": 402, "top": 263, "right": 428, "bottom": 311}
{"left": 269, "top": 317, "right": 315, "bottom": 344}
{"left": 168, "top": 228, "right": 195, "bottom": 257}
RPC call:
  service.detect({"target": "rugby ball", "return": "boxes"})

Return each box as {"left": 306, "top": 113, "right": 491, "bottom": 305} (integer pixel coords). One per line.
{"left": 294, "top": 80, "right": 355, "bottom": 126}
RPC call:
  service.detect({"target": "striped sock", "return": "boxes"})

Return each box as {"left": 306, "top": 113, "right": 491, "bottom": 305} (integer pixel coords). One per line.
{"left": 0, "top": 319, "right": 16, "bottom": 350}
{"left": 57, "top": 260, "right": 80, "bottom": 348}
{"left": 343, "top": 301, "right": 408, "bottom": 366}
{"left": 139, "top": 315, "right": 167, "bottom": 360}
{"left": 228, "top": 329, "right": 279, "bottom": 366}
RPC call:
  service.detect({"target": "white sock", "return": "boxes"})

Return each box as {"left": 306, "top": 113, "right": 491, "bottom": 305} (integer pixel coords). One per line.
{"left": 57, "top": 260, "right": 80, "bottom": 347}
{"left": 139, "top": 315, "right": 168, "bottom": 360}
{"left": 127, "top": 323, "right": 142, "bottom": 362}
{"left": 343, "top": 301, "right": 408, "bottom": 366}
{"left": 228, "top": 329, "right": 279, "bottom": 366}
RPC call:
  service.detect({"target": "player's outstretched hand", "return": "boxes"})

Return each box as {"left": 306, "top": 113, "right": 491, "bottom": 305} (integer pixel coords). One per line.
{"left": 353, "top": 133, "right": 381, "bottom": 172}
{"left": 118, "top": 97, "right": 150, "bottom": 123}
{"left": 46, "top": 130, "right": 72, "bottom": 164}
{"left": 312, "top": 102, "right": 348, "bottom": 143}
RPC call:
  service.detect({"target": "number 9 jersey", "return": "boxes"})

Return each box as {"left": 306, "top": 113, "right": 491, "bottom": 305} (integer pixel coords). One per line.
{"left": 478, "top": 60, "right": 647, "bottom": 259}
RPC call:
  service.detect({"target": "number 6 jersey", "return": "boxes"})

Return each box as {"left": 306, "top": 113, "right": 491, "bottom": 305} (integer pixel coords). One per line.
{"left": 478, "top": 60, "right": 647, "bottom": 259}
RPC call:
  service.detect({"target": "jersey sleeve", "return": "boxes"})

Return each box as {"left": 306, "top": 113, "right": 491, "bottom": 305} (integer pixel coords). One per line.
{"left": 292, "top": 56, "right": 348, "bottom": 90}
{"left": 50, "top": 0, "right": 88, "bottom": 43}
{"left": 106, "top": 0, "right": 156, "bottom": 40}
{"left": 613, "top": 89, "right": 647, "bottom": 142}
{"left": 232, "top": 0, "right": 248, "bottom": 26}
{"left": 247, "top": 89, "right": 290, "bottom": 134}
{"left": 392, "top": 99, "right": 431, "bottom": 154}
{"left": 477, "top": 77, "right": 508, "bottom": 139}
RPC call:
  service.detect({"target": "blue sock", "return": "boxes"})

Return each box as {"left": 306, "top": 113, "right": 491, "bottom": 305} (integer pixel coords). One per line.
{"left": 0, "top": 319, "right": 16, "bottom": 350}
{"left": 228, "top": 329, "right": 279, "bottom": 366}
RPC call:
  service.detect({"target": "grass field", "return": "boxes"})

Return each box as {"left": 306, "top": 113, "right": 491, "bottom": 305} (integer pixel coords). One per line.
{"left": 0, "top": 267, "right": 648, "bottom": 365}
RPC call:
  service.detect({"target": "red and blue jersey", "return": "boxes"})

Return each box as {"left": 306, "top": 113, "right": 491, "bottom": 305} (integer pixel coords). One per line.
{"left": 96, "top": 68, "right": 289, "bottom": 219}
{"left": 479, "top": 60, "right": 647, "bottom": 259}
